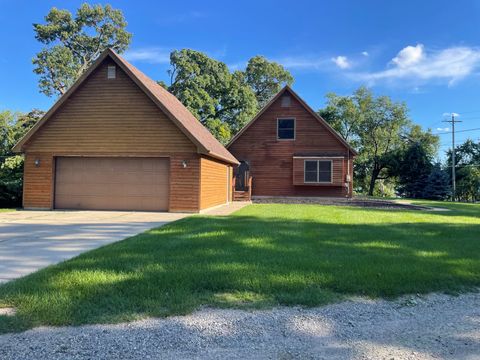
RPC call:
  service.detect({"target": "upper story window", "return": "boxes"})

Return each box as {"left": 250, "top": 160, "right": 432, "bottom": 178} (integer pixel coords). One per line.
{"left": 281, "top": 95, "right": 291, "bottom": 107}
{"left": 277, "top": 118, "right": 295, "bottom": 140}
{"left": 107, "top": 65, "right": 116, "bottom": 79}
{"left": 304, "top": 160, "right": 332, "bottom": 183}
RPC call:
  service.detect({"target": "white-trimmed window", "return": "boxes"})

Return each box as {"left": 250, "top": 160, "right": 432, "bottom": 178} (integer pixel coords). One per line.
{"left": 277, "top": 118, "right": 295, "bottom": 140}
{"left": 304, "top": 160, "right": 332, "bottom": 183}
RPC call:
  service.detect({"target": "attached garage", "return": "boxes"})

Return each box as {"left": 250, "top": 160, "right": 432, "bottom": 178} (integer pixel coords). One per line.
{"left": 54, "top": 157, "right": 170, "bottom": 211}
{"left": 14, "top": 49, "right": 238, "bottom": 213}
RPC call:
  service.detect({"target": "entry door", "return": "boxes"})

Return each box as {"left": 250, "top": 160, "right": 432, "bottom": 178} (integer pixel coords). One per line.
{"left": 54, "top": 157, "right": 169, "bottom": 211}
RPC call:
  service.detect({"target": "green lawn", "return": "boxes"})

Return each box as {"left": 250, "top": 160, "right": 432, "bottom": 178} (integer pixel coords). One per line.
{"left": 0, "top": 202, "right": 479, "bottom": 333}
{"left": 0, "top": 208, "right": 16, "bottom": 212}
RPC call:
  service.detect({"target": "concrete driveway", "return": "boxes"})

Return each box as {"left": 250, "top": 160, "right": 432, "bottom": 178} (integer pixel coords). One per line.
{"left": 0, "top": 210, "right": 189, "bottom": 283}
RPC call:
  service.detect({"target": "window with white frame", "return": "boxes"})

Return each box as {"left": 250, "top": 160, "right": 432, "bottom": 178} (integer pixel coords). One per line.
{"left": 304, "top": 160, "right": 332, "bottom": 183}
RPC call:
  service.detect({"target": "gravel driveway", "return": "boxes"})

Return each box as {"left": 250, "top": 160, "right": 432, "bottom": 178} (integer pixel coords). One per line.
{"left": 1, "top": 292, "right": 478, "bottom": 359}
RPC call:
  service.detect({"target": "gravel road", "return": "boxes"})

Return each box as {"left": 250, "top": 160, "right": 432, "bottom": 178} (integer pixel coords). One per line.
{"left": 1, "top": 292, "right": 478, "bottom": 360}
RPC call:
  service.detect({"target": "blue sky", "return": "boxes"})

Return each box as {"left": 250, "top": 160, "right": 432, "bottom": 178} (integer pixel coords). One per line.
{"left": 1, "top": 0, "right": 480, "bottom": 157}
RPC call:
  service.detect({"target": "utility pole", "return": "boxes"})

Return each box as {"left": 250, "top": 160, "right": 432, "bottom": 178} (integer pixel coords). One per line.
{"left": 443, "top": 113, "right": 462, "bottom": 201}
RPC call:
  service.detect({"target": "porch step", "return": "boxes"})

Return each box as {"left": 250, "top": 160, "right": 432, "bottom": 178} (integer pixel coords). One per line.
{"left": 233, "top": 190, "right": 251, "bottom": 201}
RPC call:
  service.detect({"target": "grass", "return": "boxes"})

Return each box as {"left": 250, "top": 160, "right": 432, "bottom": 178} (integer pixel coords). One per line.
{"left": 0, "top": 202, "right": 479, "bottom": 333}
{"left": 0, "top": 208, "right": 16, "bottom": 212}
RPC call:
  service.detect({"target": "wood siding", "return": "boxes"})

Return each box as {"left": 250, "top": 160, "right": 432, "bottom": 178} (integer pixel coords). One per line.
{"left": 169, "top": 154, "right": 200, "bottom": 212}
{"left": 23, "top": 152, "right": 54, "bottom": 209}
{"left": 25, "top": 60, "right": 196, "bottom": 154}
{"left": 200, "top": 156, "right": 229, "bottom": 210}
{"left": 22, "top": 59, "right": 208, "bottom": 212}
{"left": 228, "top": 92, "right": 353, "bottom": 197}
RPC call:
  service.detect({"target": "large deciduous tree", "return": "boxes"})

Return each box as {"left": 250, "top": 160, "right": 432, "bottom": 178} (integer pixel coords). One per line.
{"left": 244, "top": 56, "right": 293, "bottom": 107}
{"left": 165, "top": 50, "right": 295, "bottom": 143}
{"left": 320, "top": 87, "right": 411, "bottom": 196}
{"left": 166, "top": 49, "right": 258, "bottom": 143}
{"left": 447, "top": 139, "right": 480, "bottom": 201}
{"left": 33, "top": 3, "right": 131, "bottom": 97}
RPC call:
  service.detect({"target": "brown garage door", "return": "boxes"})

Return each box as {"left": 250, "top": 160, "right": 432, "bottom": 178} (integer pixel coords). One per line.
{"left": 54, "top": 157, "right": 169, "bottom": 211}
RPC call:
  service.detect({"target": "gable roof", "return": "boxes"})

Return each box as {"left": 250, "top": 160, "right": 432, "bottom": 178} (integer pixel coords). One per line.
{"left": 13, "top": 49, "right": 239, "bottom": 165}
{"left": 227, "top": 86, "right": 357, "bottom": 155}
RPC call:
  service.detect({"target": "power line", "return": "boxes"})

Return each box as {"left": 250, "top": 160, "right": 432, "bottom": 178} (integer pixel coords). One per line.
{"left": 435, "top": 127, "right": 480, "bottom": 135}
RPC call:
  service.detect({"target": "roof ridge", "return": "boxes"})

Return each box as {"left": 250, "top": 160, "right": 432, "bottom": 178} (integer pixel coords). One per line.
{"left": 14, "top": 48, "right": 239, "bottom": 164}
{"left": 227, "top": 85, "right": 357, "bottom": 155}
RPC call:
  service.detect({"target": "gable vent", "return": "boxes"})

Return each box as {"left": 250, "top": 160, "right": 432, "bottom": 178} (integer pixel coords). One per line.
{"left": 107, "top": 65, "right": 116, "bottom": 79}
{"left": 281, "top": 95, "right": 291, "bottom": 107}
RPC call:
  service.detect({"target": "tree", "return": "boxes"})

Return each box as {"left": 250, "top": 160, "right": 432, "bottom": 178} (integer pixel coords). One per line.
{"left": 33, "top": 3, "right": 131, "bottom": 97}
{"left": 422, "top": 164, "right": 451, "bottom": 200}
{"left": 393, "top": 142, "right": 434, "bottom": 198}
{"left": 387, "top": 125, "right": 439, "bottom": 198}
{"left": 244, "top": 56, "right": 293, "bottom": 107}
{"left": 446, "top": 139, "right": 480, "bottom": 169}
{"left": 456, "top": 166, "right": 480, "bottom": 202}
{"left": 0, "top": 156, "right": 24, "bottom": 207}
{"left": 318, "top": 93, "right": 362, "bottom": 148}
{"left": 167, "top": 49, "right": 258, "bottom": 143}
{"left": 0, "top": 110, "right": 43, "bottom": 207}
{"left": 446, "top": 139, "right": 480, "bottom": 201}
{"left": 320, "top": 87, "right": 410, "bottom": 195}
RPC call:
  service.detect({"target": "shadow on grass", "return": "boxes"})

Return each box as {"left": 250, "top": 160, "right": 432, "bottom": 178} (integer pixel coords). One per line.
{"left": 0, "top": 206, "right": 479, "bottom": 333}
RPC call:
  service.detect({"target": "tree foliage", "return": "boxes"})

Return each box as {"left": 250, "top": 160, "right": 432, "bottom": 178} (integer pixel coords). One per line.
{"left": 33, "top": 3, "right": 131, "bottom": 97}
{"left": 422, "top": 164, "right": 451, "bottom": 200}
{"left": 0, "top": 110, "right": 43, "bottom": 207}
{"left": 456, "top": 166, "right": 480, "bottom": 202}
{"left": 244, "top": 56, "right": 293, "bottom": 107}
{"left": 392, "top": 142, "right": 433, "bottom": 198}
{"left": 166, "top": 50, "right": 294, "bottom": 143}
{"left": 446, "top": 139, "right": 480, "bottom": 201}
{"left": 320, "top": 87, "right": 414, "bottom": 195}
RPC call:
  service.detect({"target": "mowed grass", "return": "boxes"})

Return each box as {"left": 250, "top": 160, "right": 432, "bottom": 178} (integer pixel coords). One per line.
{"left": 0, "top": 202, "right": 479, "bottom": 333}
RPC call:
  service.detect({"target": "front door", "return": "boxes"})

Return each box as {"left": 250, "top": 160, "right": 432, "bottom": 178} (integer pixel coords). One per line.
{"left": 235, "top": 161, "right": 250, "bottom": 191}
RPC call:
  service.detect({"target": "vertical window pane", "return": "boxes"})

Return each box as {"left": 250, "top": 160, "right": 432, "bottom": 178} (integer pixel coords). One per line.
{"left": 278, "top": 119, "right": 295, "bottom": 139}
{"left": 318, "top": 161, "right": 332, "bottom": 182}
{"left": 304, "top": 161, "right": 318, "bottom": 182}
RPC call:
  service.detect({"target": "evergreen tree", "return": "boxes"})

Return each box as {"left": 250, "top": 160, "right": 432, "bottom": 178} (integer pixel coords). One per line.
{"left": 395, "top": 142, "right": 433, "bottom": 198}
{"left": 422, "top": 164, "right": 451, "bottom": 200}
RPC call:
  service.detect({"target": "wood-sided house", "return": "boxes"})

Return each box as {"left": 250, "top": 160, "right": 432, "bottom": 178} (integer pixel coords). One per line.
{"left": 227, "top": 86, "right": 357, "bottom": 198}
{"left": 13, "top": 49, "right": 238, "bottom": 212}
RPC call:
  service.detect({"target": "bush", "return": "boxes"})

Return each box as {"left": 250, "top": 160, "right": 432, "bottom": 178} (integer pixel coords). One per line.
{"left": 0, "top": 155, "right": 24, "bottom": 208}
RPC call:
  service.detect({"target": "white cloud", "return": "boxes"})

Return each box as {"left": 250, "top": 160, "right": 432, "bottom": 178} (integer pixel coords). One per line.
{"left": 331, "top": 55, "right": 351, "bottom": 69}
{"left": 437, "top": 127, "right": 450, "bottom": 132}
{"left": 352, "top": 44, "right": 480, "bottom": 86}
{"left": 124, "top": 46, "right": 227, "bottom": 65}
{"left": 442, "top": 112, "right": 460, "bottom": 117}
{"left": 124, "top": 47, "right": 170, "bottom": 64}
{"left": 274, "top": 56, "right": 330, "bottom": 70}
{"left": 362, "top": 51, "right": 369, "bottom": 57}
{"left": 391, "top": 44, "right": 424, "bottom": 68}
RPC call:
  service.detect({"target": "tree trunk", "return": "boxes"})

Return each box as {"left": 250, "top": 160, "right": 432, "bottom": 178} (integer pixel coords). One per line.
{"left": 368, "top": 166, "right": 381, "bottom": 196}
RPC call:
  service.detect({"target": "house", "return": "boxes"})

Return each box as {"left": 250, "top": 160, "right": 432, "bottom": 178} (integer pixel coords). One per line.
{"left": 13, "top": 49, "right": 238, "bottom": 212}
{"left": 227, "top": 86, "right": 357, "bottom": 198}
